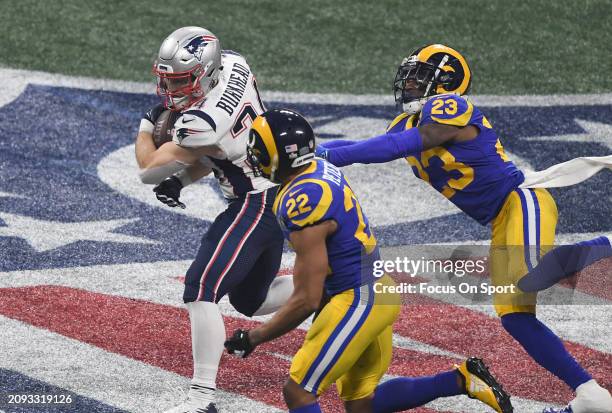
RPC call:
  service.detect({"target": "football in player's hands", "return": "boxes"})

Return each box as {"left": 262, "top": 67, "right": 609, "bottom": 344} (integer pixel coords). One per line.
{"left": 152, "top": 110, "right": 181, "bottom": 148}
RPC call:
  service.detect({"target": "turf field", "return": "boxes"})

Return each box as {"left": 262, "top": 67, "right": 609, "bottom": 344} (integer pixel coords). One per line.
{"left": 1, "top": 0, "right": 612, "bottom": 94}
{"left": 0, "top": 2, "right": 610, "bottom": 413}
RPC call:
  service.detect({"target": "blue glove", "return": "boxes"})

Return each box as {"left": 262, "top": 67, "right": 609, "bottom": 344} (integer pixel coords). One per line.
{"left": 314, "top": 144, "right": 328, "bottom": 160}
{"left": 315, "top": 139, "right": 355, "bottom": 160}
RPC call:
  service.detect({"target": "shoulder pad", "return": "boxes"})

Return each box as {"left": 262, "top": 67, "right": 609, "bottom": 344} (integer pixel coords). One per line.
{"left": 277, "top": 179, "right": 335, "bottom": 232}
{"left": 220, "top": 52, "right": 250, "bottom": 71}
{"left": 420, "top": 94, "right": 474, "bottom": 127}
{"left": 386, "top": 113, "right": 410, "bottom": 133}
{"left": 386, "top": 113, "right": 420, "bottom": 132}
{"left": 173, "top": 109, "right": 227, "bottom": 147}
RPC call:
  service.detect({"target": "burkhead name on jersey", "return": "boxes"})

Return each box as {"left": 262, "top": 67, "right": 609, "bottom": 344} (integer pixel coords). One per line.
{"left": 172, "top": 51, "right": 276, "bottom": 199}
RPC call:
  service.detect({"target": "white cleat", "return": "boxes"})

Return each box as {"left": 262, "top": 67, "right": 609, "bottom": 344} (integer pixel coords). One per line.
{"left": 162, "top": 398, "right": 218, "bottom": 413}
{"left": 570, "top": 380, "right": 612, "bottom": 413}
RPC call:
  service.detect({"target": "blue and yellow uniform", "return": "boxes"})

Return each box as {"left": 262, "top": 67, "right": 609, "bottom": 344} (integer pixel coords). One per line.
{"left": 387, "top": 94, "right": 558, "bottom": 315}
{"left": 273, "top": 158, "right": 400, "bottom": 400}
{"left": 387, "top": 94, "right": 524, "bottom": 225}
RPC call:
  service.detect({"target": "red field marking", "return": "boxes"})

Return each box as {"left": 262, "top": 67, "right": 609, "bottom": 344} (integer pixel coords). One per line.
{"left": 1, "top": 285, "right": 610, "bottom": 411}
{"left": 392, "top": 292, "right": 612, "bottom": 404}
{"left": 556, "top": 258, "right": 611, "bottom": 301}
{"left": 0, "top": 285, "right": 456, "bottom": 413}
{"left": 0, "top": 286, "right": 344, "bottom": 411}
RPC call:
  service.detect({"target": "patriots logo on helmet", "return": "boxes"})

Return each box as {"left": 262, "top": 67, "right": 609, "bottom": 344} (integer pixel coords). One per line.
{"left": 184, "top": 35, "right": 217, "bottom": 60}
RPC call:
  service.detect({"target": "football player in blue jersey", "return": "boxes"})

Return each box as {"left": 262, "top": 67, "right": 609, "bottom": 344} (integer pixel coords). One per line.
{"left": 315, "top": 44, "right": 612, "bottom": 413}
{"left": 224, "top": 109, "right": 513, "bottom": 413}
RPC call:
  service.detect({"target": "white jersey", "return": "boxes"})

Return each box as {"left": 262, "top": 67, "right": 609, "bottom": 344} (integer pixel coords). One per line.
{"left": 172, "top": 51, "right": 276, "bottom": 199}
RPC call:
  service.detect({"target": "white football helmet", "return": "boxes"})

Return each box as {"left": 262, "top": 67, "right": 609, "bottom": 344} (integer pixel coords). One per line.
{"left": 153, "top": 26, "right": 222, "bottom": 111}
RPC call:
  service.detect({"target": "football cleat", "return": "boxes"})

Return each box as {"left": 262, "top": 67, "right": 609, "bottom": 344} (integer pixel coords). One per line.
{"left": 542, "top": 406, "right": 572, "bottom": 413}
{"left": 455, "top": 357, "right": 513, "bottom": 413}
{"left": 569, "top": 379, "right": 612, "bottom": 413}
{"left": 162, "top": 399, "right": 217, "bottom": 413}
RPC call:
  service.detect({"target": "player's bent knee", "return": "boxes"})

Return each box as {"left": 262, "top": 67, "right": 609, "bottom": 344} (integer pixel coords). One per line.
{"left": 344, "top": 395, "right": 374, "bottom": 413}
{"left": 228, "top": 293, "right": 264, "bottom": 317}
{"left": 283, "top": 378, "right": 316, "bottom": 409}
{"left": 494, "top": 304, "right": 536, "bottom": 318}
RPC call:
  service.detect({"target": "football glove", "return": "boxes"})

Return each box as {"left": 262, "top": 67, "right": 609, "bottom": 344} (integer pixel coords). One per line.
{"left": 144, "top": 103, "right": 166, "bottom": 124}
{"left": 153, "top": 176, "right": 185, "bottom": 209}
{"left": 224, "top": 329, "right": 256, "bottom": 358}
{"left": 314, "top": 144, "right": 328, "bottom": 160}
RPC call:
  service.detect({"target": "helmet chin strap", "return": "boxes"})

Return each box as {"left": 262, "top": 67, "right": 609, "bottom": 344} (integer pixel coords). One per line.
{"left": 403, "top": 92, "right": 455, "bottom": 116}
{"left": 403, "top": 98, "right": 428, "bottom": 115}
{"left": 169, "top": 95, "right": 190, "bottom": 110}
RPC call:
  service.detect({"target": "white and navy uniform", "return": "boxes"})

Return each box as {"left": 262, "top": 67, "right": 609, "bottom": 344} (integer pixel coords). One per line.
{"left": 172, "top": 51, "right": 276, "bottom": 199}
{"left": 144, "top": 51, "right": 283, "bottom": 314}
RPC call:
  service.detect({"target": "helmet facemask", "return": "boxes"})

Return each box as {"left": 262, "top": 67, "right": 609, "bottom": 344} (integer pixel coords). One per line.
{"left": 246, "top": 143, "right": 264, "bottom": 179}
{"left": 393, "top": 55, "right": 455, "bottom": 115}
{"left": 247, "top": 129, "right": 275, "bottom": 181}
{"left": 154, "top": 62, "right": 217, "bottom": 111}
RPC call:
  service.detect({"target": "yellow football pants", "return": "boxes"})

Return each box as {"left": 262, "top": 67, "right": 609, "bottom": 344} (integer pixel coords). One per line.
{"left": 290, "top": 275, "right": 400, "bottom": 401}
{"left": 490, "top": 188, "right": 558, "bottom": 316}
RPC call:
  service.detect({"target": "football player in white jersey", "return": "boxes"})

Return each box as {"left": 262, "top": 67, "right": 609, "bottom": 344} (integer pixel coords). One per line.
{"left": 135, "top": 26, "right": 293, "bottom": 413}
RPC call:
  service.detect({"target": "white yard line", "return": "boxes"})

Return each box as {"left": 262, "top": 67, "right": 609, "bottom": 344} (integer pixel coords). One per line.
{"left": 3, "top": 67, "right": 612, "bottom": 108}
{"left": 0, "top": 315, "right": 282, "bottom": 413}
{"left": 1, "top": 258, "right": 609, "bottom": 353}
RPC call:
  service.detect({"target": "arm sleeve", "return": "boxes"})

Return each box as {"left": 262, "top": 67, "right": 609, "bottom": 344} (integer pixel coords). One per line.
{"left": 319, "top": 139, "right": 359, "bottom": 149}
{"left": 325, "top": 128, "right": 423, "bottom": 167}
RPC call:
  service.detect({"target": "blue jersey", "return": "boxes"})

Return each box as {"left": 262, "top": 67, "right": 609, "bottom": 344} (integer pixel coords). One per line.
{"left": 387, "top": 94, "right": 525, "bottom": 225}
{"left": 273, "top": 159, "right": 379, "bottom": 295}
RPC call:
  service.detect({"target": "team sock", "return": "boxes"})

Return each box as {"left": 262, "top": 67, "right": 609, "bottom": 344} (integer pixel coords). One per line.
{"left": 372, "top": 370, "right": 464, "bottom": 412}
{"left": 289, "top": 402, "right": 322, "bottom": 413}
{"left": 501, "top": 312, "right": 591, "bottom": 390}
{"left": 187, "top": 301, "right": 225, "bottom": 403}
{"left": 518, "top": 236, "right": 612, "bottom": 292}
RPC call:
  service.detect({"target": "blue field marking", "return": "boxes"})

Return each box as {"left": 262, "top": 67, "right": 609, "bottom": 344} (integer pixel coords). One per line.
{"left": 0, "top": 85, "right": 610, "bottom": 271}
{"left": 0, "top": 369, "right": 127, "bottom": 413}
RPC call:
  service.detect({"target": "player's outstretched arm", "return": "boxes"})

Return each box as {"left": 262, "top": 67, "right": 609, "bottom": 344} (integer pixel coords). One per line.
{"left": 317, "top": 139, "right": 357, "bottom": 151}
{"left": 321, "top": 123, "right": 467, "bottom": 167}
